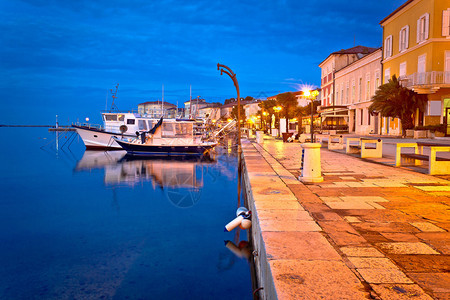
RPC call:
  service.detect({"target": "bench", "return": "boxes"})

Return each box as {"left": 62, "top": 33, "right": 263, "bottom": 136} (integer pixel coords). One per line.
{"left": 346, "top": 137, "right": 383, "bottom": 158}
{"left": 328, "top": 134, "right": 344, "bottom": 150}
{"left": 299, "top": 133, "right": 312, "bottom": 143}
{"left": 396, "top": 143, "right": 450, "bottom": 175}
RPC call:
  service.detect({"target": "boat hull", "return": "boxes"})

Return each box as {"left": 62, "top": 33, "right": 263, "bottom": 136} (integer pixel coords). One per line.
{"left": 114, "top": 138, "right": 216, "bottom": 157}
{"left": 73, "top": 125, "right": 135, "bottom": 150}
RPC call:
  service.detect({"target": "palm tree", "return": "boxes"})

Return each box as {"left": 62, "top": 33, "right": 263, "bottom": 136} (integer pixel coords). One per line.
{"left": 369, "top": 75, "right": 427, "bottom": 136}
{"left": 276, "top": 92, "right": 299, "bottom": 134}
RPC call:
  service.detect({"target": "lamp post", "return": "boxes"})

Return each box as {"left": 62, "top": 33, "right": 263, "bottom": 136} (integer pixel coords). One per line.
{"left": 217, "top": 63, "right": 242, "bottom": 206}
{"left": 263, "top": 111, "right": 268, "bottom": 133}
{"left": 273, "top": 106, "right": 282, "bottom": 137}
{"left": 303, "top": 90, "right": 319, "bottom": 143}
{"left": 217, "top": 63, "right": 241, "bottom": 153}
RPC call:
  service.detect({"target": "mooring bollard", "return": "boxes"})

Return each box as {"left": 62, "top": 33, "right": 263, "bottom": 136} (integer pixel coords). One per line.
{"left": 299, "top": 143, "right": 323, "bottom": 183}
{"left": 224, "top": 207, "right": 252, "bottom": 232}
{"left": 256, "top": 131, "right": 264, "bottom": 144}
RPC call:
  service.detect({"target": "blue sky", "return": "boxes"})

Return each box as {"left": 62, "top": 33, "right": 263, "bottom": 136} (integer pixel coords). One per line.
{"left": 1, "top": 0, "right": 406, "bottom": 124}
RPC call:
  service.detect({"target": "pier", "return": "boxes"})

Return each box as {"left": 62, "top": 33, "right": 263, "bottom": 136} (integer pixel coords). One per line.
{"left": 242, "top": 135, "right": 449, "bottom": 299}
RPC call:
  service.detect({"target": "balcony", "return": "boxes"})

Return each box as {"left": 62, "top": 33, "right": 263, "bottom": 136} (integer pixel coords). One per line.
{"left": 401, "top": 71, "right": 450, "bottom": 94}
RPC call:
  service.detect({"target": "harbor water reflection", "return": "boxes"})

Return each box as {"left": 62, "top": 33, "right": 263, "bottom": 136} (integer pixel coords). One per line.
{"left": 0, "top": 128, "right": 252, "bottom": 299}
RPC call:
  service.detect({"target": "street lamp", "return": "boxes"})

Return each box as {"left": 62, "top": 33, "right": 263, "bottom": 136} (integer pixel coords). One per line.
{"left": 262, "top": 111, "right": 268, "bottom": 133}
{"left": 217, "top": 63, "right": 241, "bottom": 153}
{"left": 303, "top": 89, "right": 319, "bottom": 143}
{"left": 273, "top": 106, "right": 282, "bottom": 137}
{"left": 217, "top": 63, "right": 242, "bottom": 206}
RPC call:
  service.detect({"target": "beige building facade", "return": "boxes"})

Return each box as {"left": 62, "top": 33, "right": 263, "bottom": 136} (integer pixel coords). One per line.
{"left": 334, "top": 49, "right": 383, "bottom": 134}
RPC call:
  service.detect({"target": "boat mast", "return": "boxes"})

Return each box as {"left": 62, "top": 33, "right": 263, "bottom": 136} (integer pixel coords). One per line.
{"left": 189, "top": 85, "right": 192, "bottom": 119}
{"left": 110, "top": 83, "right": 119, "bottom": 112}
{"left": 162, "top": 84, "right": 164, "bottom": 118}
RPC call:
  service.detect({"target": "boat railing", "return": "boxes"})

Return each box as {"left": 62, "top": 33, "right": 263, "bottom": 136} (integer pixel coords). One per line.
{"left": 100, "top": 109, "right": 141, "bottom": 114}
{"left": 73, "top": 122, "right": 103, "bottom": 130}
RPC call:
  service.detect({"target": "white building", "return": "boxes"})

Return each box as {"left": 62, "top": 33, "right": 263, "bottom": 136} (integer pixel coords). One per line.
{"left": 334, "top": 48, "right": 383, "bottom": 134}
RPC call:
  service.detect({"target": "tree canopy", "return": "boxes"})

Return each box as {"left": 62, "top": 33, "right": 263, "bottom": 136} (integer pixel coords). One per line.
{"left": 231, "top": 104, "right": 245, "bottom": 121}
{"left": 276, "top": 92, "right": 299, "bottom": 133}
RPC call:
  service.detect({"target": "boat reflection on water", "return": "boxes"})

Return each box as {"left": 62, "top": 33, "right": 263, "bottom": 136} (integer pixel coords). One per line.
{"left": 75, "top": 150, "right": 217, "bottom": 208}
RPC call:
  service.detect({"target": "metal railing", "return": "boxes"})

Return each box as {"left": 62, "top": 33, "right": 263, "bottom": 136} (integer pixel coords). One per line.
{"left": 402, "top": 71, "right": 450, "bottom": 88}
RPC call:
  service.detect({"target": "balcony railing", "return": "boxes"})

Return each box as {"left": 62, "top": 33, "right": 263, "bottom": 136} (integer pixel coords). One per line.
{"left": 401, "top": 71, "right": 450, "bottom": 87}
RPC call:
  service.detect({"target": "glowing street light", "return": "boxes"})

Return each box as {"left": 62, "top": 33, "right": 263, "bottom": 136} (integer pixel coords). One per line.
{"left": 273, "top": 106, "right": 282, "bottom": 137}
{"left": 303, "top": 89, "right": 319, "bottom": 143}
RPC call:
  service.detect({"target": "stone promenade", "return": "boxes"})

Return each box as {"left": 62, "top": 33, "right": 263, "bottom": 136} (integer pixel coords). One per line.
{"left": 243, "top": 136, "right": 449, "bottom": 300}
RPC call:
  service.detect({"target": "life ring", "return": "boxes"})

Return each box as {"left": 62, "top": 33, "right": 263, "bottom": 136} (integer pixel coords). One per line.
{"left": 119, "top": 125, "right": 128, "bottom": 133}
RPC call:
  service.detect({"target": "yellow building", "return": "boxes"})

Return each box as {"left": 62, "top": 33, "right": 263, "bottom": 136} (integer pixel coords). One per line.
{"left": 380, "top": 0, "right": 450, "bottom": 135}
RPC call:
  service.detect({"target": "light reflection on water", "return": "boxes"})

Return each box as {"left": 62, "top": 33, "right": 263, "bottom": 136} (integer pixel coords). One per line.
{"left": 0, "top": 128, "right": 252, "bottom": 300}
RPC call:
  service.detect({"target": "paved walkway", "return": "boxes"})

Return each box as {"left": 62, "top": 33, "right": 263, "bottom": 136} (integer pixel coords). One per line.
{"left": 243, "top": 136, "right": 449, "bottom": 299}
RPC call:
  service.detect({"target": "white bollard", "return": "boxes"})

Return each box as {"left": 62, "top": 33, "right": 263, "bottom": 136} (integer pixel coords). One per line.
{"left": 256, "top": 131, "right": 264, "bottom": 144}
{"left": 299, "top": 143, "right": 323, "bottom": 183}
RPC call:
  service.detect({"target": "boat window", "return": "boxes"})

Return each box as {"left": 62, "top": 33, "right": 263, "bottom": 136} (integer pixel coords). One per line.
{"left": 147, "top": 120, "right": 153, "bottom": 129}
{"left": 104, "top": 114, "right": 117, "bottom": 121}
{"left": 118, "top": 114, "right": 125, "bottom": 121}
{"left": 127, "top": 119, "right": 135, "bottom": 125}
{"left": 175, "top": 123, "right": 193, "bottom": 138}
{"left": 162, "top": 123, "right": 175, "bottom": 137}
{"left": 138, "top": 120, "right": 148, "bottom": 130}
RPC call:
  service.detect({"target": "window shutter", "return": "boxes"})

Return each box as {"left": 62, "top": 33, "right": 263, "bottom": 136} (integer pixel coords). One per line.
{"left": 417, "top": 18, "right": 421, "bottom": 43}
{"left": 443, "top": 9, "right": 450, "bottom": 36}
{"left": 399, "top": 30, "right": 402, "bottom": 52}
{"left": 389, "top": 36, "right": 393, "bottom": 57}
{"left": 405, "top": 25, "right": 409, "bottom": 49}
{"left": 425, "top": 13, "right": 430, "bottom": 40}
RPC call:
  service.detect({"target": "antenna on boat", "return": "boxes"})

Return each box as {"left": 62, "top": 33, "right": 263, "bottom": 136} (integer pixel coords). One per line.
{"left": 162, "top": 84, "right": 164, "bottom": 118}
{"left": 189, "top": 85, "right": 192, "bottom": 119}
{"left": 110, "top": 83, "right": 119, "bottom": 112}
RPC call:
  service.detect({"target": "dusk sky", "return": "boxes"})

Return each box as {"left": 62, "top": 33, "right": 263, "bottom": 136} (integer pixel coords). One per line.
{"left": 1, "top": 0, "right": 407, "bottom": 125}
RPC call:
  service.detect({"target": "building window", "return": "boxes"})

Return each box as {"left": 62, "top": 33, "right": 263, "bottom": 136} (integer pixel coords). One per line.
{"left": 384, "top": 35, "right": 393, "bottom": 58}
{"left": 443, "top": 9, "right": 450, "bottom": 37}
{"left": 399, "top": 62, "right": 407, "bottom": 79}
{"left": 417, "top": 13, "right": 429, "bottom": 43}
{"left": 366, "top": 78, "right": 370, "bottom": 100}
{"left": 341, "top": 86, "right": 344, "bottom": 104}
{"left": 368, "top": 110, "right": 371, "bottom": 125}
{"left": 346, "top": 83, "right": 349, "bottom": 103}
{"left": 428, "top": 101, "right": 441, "bottom": 116}
{"left": 399, "top": 25, "right": 409, "bottom": 52}
{"left": 384, "top": 68, "right": 391, "bottom": 83}
{"left": 358, "top": 78, "right": 362, "bottom": 101}
{"left": 352, "top": 82, "right": 355, "bottom": 103}
{"left": 360, "top": 109, "right": 364, "bottom": 125}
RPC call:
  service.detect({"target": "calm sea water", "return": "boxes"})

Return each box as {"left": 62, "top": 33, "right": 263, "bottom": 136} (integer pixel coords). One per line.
{"left": 0, "top": 128, "right": 252, "bottom": 299}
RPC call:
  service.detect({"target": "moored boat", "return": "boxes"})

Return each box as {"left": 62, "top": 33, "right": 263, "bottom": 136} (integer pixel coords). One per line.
{"left": 112, "top": 117, "right": 217, "bottom": 157}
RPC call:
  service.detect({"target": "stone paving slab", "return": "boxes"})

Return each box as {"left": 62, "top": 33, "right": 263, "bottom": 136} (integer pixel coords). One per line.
{"left": 263, "top": 232, "right": 341, "bottom": 261}
{"left": 243, "top": 137, "right": 450, "bottom": 300}
{"left": 371, "top": 284, "right": 434, "bottom": 300}
{"left": 269, "top": 260, "right": 370, "bottom": 299}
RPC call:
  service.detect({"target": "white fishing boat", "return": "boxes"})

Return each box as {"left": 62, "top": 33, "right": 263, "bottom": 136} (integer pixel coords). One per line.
{"left": 112, "top": 117, "right": 217, "bottom": 157}
{"left": 73, "top": 112, "right": 160, "bottom": 149}
{"left": 73, "top": 84, "right": 207, "bottom": 149}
